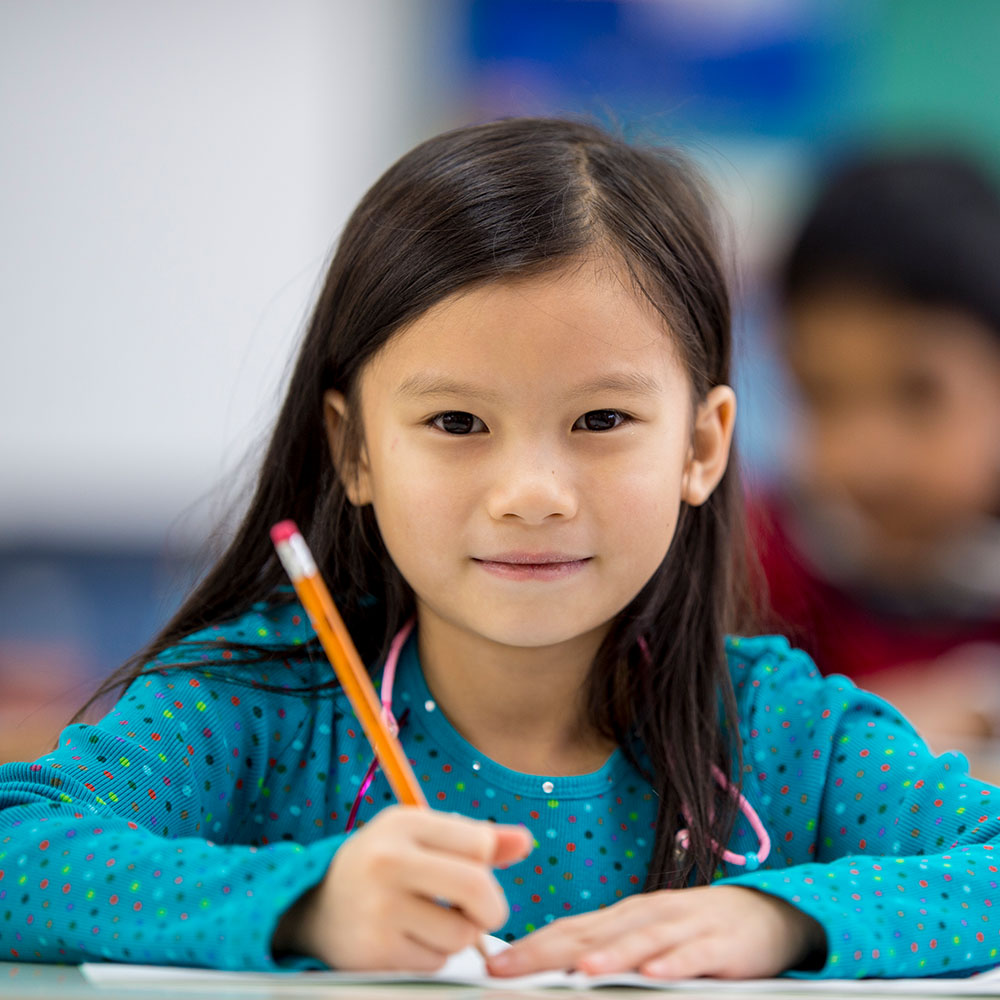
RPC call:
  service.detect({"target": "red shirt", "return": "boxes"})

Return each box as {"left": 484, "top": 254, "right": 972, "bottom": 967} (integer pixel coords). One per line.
{"left": 750, "top": 494, "right": 1000, "bottom": 681}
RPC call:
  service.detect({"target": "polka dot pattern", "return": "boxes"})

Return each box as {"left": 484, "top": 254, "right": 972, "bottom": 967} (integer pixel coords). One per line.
{"left": 718, "top": 635, "right": 1000, "bottom": 979}
{"left": 385, "top": 638, "right": 656, "bottom": 938}
{"left": 0, "top": 604, "right": 997, "bottom": 978}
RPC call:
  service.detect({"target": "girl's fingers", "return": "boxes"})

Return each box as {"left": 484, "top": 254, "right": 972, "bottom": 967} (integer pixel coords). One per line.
{"left": 400, "top": 849, "right": 509, "bottom": 930}
{"left": 640, "top": 934, "right": 728, "bottom": 980}
{"left": 396, "top": 895, "right": 482, "bottom": 957}
{"left": 488, "top": 909, "right": 617, "bottom": 976}
{"left": 576, "top": 918, "right": 698, "bottom": 976}
{"left": 491, "top": 886, "right": 817, "bottom": 981}
{"left": 489, "top": 894, "right": 677, "bottom": 976}
{"left": 407, "top": 809, "right": 531, "bottom": 866}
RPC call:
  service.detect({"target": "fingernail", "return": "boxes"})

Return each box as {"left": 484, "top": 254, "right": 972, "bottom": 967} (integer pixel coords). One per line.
{"left": 489, "top": 951, "right": 514, "bottom": 970}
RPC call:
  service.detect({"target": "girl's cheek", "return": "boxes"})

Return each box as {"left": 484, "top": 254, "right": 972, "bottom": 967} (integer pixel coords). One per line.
{"left": 611, "top": 474, "right": 680, "bottom": 519}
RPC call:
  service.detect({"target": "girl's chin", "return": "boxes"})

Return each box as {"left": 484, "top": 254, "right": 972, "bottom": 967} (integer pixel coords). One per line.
{"left": 463, "top": 619, "right": 614, "bottom": 652}
{"left": 414, "top": 597, "right": 620, "bottom": 651}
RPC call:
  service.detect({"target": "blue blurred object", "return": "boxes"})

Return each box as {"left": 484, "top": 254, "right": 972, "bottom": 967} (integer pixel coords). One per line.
{"left": 465, "top": 0, "right": 864, "bottom": 141}
{"left": 0, "top": 546, "right": 193, "bottom": 680}
{"left": 0, "top": 545, "right": 196, "bottom": 761}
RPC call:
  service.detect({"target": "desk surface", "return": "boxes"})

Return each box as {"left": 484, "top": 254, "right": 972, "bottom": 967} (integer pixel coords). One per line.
{"left": 2, "top": 962, "right": 489, "bottom": 1000}
{"left": 1, "top": 962, "right": 495, "bottom": 999}
{"left": 0, "top": 963, "right": 993, "bottom": 1000}
{"left": 0, "top": 962, "right": 672, "bottom": 1000}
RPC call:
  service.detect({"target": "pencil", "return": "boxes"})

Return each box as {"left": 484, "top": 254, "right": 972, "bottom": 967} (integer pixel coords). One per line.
{"left": 269, "top": 520, "right": 491, "bottom": 962}
{"left": 270, "top": 519, "right": 427, "bottom": 808}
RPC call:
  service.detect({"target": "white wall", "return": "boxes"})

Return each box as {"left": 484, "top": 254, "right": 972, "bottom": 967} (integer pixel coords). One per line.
{"left": 0, "top": 1, "right": 456, "bottom": 545}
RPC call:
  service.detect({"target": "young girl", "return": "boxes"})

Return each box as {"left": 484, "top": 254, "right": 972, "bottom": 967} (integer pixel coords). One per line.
{"left": 1, "top": 118, "right": 998, "bottom": 980}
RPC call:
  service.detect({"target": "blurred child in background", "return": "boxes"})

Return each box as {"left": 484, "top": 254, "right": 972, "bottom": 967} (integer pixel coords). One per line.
{"left": 755, "top": 151, "right": 1000, "bottom": 756}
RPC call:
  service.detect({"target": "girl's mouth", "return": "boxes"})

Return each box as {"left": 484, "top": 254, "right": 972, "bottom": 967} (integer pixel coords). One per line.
{"left": 473, "top": 553, "right": 592, "bottom": 581}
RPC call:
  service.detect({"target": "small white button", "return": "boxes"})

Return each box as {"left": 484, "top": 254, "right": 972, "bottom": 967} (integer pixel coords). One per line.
{"left": 542, "top": 780, "right": 554, "bottom": 794}
{"left": 424, "top": 699, "right": 436, "bottom": 713}
{"left": 472, "top": 761, "right": 481, "bottom": 771}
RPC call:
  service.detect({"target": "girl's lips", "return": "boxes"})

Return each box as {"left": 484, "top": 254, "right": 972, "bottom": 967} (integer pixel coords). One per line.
{"left": 473, "top": 555, "right": 592, "bottom": 581}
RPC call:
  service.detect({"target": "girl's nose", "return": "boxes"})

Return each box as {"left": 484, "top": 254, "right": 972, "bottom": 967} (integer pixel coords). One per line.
{"left": 485, "top": 452, "right": 578, "bottom": 524}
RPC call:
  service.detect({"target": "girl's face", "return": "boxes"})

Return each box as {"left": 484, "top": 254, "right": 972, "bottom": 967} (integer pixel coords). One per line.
{"left": 328, "top": 260, "right": 734, "bottom": 656}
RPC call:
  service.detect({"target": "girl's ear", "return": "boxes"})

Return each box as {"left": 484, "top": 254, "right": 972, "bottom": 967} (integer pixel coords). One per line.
{"left": 323, "top": 389, "right": 373, "bottom": 506}
{"left": 681, "top": 385, "right": 737, "bottom": 506}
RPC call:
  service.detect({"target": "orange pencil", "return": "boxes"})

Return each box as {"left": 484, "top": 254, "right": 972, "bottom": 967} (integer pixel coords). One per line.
{"left": 270, "top": 519, "right": 427, "bottom": 808}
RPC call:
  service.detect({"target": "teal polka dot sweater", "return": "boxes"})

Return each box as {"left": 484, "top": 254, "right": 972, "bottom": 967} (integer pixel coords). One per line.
{"left": 2, "top": 598, "right": 999, "bottom": 976}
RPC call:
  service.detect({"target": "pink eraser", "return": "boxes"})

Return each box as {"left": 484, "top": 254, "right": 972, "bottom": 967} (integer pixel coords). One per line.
{"left": 270, "top": 520, "right": 299, "bottom": 545}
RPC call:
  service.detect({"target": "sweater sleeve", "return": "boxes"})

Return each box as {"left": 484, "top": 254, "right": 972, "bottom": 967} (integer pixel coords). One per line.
{"left": 716, "top": 635, "right": 1000, "bottom": 979}
{"left": 0, "top": 662, "right": 344, "bottom": 970}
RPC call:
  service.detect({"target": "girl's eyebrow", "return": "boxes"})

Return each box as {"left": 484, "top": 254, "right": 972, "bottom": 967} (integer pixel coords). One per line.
{"left": 570, "top": 372, "right": 663, "bottom": 397}
{"left": 396, "top": 371, "right": 662, "bottom": 401}
{"left": 396, "top": 373, "right": 502, "bottom": 402}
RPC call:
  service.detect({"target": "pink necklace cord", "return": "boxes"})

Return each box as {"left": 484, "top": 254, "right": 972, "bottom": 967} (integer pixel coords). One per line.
{"left": 378, "top": 617, "right": 414, "bottom": 722}
{"left": 344, "top": 618, "right": 414, "bottom": 832}
{"left": 636, "top": 636, "right": 770, "bottom": 871}
{"left": 343, "top": 623, "right": 770, "bottom": 870}
{"left": 674, "top": 763, "right": 771, "bottom": 871}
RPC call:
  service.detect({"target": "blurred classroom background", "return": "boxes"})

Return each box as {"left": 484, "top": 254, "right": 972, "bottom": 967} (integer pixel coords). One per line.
{"left": 4, "top": 0, "right": 1000, "bottom": 767}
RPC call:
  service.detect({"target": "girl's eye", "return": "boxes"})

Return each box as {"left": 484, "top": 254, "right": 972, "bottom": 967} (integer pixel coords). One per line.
{"left": 430, "top": 411, "right": 486, "bottom": 434}
{"left": 573, "top": 409, "right": 629, "bottom": 432}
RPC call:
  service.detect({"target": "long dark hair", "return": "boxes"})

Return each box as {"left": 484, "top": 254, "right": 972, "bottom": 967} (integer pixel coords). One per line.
{"left": 76, "top": 117, "right": 756, "bottom": 889}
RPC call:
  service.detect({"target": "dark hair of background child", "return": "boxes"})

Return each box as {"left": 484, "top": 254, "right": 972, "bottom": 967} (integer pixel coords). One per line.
{"left": 782, "top": 150, "right": 1000, "bottom": 334}
{"left": 72, "top": 118, "right": 759, "bottom": 890}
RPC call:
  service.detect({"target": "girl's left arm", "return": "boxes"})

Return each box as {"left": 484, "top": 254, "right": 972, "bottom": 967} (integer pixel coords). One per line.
{"left": 489, "top": 637, "right": 1000, "bottom": 980}
{"left": 711, "top": 637, "right": 1000, "bottom": 980}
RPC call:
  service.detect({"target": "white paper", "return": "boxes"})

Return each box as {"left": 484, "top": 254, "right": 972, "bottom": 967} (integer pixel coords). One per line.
{"left": 81, "top": 940, "right": 1000, "bottom": 995}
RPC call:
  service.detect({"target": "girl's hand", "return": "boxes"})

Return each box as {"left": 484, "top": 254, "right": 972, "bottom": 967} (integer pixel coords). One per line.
{"left": 272, "top": 806, "right": 533, "bottom": 970}
{"left": 486, "top": 885, "right": 825, "bottom": 980}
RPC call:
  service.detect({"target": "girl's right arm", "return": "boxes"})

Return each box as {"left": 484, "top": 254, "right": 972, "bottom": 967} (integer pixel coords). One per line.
{"left": 0, "top": 664, "right": 530, "bottom": 971}
{"left": 0, "top": 667, "right": 341, "bottom": 970}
